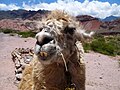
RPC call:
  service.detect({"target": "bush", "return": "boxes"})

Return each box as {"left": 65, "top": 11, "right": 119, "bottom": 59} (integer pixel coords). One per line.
{"left": 17, "top": 31, "right": 36, "bottom": 38}
{"left": 0, "top": 28, "right": 36, "bottom": 38}
{"left": 83, "top": 43, "right": 91, "bottom": 53}
{"left": 0, "top": 29, "right": 17, "bottom": 34}
{"left": 83, "top": 35, "right": 120, "bottom": 56}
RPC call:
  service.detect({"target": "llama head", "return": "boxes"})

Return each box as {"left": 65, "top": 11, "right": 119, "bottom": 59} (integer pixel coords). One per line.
{"left": 34, "top": 10, "right": 94, "bottom": 65}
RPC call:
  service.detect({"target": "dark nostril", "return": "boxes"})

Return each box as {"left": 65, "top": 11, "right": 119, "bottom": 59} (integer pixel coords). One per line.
{"left": 37, "top": 36, "right": 54, "bottom": 46}
{"left": 54, "top": 46, "right": 56, "bottom": 49}
{"left": 43, "top": 36, "right": 53, "bottom": 45}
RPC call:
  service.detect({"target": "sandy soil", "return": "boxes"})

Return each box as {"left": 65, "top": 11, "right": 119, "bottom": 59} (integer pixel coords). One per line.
{"left": 0, "top": 33, "right": 120, "bottom": 90}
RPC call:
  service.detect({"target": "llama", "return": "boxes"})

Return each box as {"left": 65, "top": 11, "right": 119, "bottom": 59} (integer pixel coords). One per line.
{"left": 18, "top": 10, "right": 94, "bottom": 90}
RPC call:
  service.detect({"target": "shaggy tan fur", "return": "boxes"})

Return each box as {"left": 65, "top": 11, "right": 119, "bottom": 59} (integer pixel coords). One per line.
{"left": 18, "top": 10, "right": 93, "bottom": 90}
{"left": 19, "top": 53, "right": 85, "bottom": 90}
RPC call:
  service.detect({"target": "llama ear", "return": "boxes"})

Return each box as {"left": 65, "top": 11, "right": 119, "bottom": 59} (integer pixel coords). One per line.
{"left": 75, "top": 29, "right": 95, "bottom": 41}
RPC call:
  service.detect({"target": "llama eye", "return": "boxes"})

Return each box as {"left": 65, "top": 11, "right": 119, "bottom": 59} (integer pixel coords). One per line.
{"left": 57, "top": 26, "right": 62, "bottom": 30}
{"left": 49, "top": 24, "right": 53, "bottom": 27}
{"left": 64, "top": 26, "right": 75, "bottom": 35}
{"left": 39, "top": 28, "right": 43, "bottom": 32}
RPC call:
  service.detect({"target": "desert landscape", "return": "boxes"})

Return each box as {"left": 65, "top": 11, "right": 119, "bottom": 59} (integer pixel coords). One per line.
{"left": 0, "top": 6, "right": 120, "bottom": 90}
{"left": 0, "top": 33, "right": 120, "bottom": 90}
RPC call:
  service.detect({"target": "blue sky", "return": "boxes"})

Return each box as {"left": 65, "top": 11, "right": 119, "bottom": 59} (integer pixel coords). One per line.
{"left": 0, "top": 0, "right": 120, "bottom": 5}
{"left": 0, "top": 0, "right": 120, "bottom": 19}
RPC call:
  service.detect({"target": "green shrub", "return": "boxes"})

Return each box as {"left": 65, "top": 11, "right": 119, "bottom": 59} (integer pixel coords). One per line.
{"left": 0, "top": 28, "right": 36, "bottom": 38}
{"left": 91, "top": 39, "right": 116, "bottom": 56}
{"left": 0, "top": 29, "right": 17, "bottom": 34}
{"left": 83, "top": 35, "right": 120, "bottom": 56}
{"left": 83, "top": 43, "right": 91, "bottom": 52}
{"left": 17, "top": 31, "right": 36, "bottom": 38}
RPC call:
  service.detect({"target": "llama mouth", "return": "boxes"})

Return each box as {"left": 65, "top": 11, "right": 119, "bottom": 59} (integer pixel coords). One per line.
{"left": 35, "top": 40, "right": 58, "bottom": 61}
{"left": 39, "top": 51, "right": 48, "bottom": 60}
{"left": 38, "top": 43, "right": 57, "bottom": 60}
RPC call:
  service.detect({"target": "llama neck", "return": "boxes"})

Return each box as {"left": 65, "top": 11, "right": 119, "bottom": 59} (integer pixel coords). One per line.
{"left": 42, "top": 62, "right": 67, "bottom": 89}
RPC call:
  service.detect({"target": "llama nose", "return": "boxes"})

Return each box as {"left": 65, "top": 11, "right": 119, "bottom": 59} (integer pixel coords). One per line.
{"left": 36, "top": 32, "right": 54, "bottom": 46}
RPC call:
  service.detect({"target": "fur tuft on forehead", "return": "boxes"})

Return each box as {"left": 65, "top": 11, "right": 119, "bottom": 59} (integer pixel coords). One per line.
{"left": 47, "top": 10, "right": 71, "bottom": 21}
{"left": 43, "top": 10, "right": 76, "bottom": 27}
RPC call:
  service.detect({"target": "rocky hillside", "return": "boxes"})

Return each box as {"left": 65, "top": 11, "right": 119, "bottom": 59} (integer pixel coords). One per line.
{"left": 101, "top": 16, "right": 119, "bottom": 21}
{"left": 76, "top": 15, "right": 120, "bottom": 34}
{"left": 0, "top": 10, "right": 49, "bottom": 31}
{"left": 0, "top": 19, "right": 40, "bottom": 31}
{"left": 100, "top": 18, "right": 120, "bottom": 30}
{"left": 0, "top": 9, "right": 120, "bottom": 34}
{"left": 0, "top": 9, "right": 49, "bottom": 20}
{"left": 0, "top": 19, "right": 29, "bottom": 31}
{"left": 76, "top": 15, "right": 101, "bottom": 31}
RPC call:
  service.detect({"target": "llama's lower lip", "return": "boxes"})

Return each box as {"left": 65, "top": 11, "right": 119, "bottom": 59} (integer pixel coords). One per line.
{"left": 40, "top": 57, "right": 47, "bottom": 60}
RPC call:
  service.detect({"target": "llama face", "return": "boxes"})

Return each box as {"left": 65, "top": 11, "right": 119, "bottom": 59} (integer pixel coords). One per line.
{"left": 34, "top": 10, "right": 94, "bottom": 65}
{"left": 34, "top": 19, "right": 77, "bottom": 64}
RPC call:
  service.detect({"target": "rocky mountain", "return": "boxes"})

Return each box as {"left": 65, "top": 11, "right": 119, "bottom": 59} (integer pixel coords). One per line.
{"left": 76, "top": 15, "right": 120, "bottom": 34}
{"left": 0, "top": 9, "right": 120, "bottom": 35}
{"left": 0, "top": 9, "right": 49, "bottom": 20}
{"left": 0, "top": 9, "right": 49, "bottom": 31}
{"left": 0, "top": 19, "right": 29, "bottom": 31}
{"left": 76, "top": 15, "right": 101, "bottom": 31}
{"left": 99, "top": 18, "right": 120, "bottom": 33}
{"left": 101, "top": 16, "right": 119, "bottom": 21}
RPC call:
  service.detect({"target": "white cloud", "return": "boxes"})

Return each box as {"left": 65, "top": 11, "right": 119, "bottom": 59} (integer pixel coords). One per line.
{"left": 0, "top": 3, "right": 20, "bottom": 10}
{"left": 21, "top": 0, "right": 120, "bottom": 19}
{"left": 0, "top": 0, "right": 120, "bottom": 19}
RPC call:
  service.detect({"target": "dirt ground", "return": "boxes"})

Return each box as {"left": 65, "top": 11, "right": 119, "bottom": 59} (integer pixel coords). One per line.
{"left": 0, "top": 33, "right": 120, "bottom": 90}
